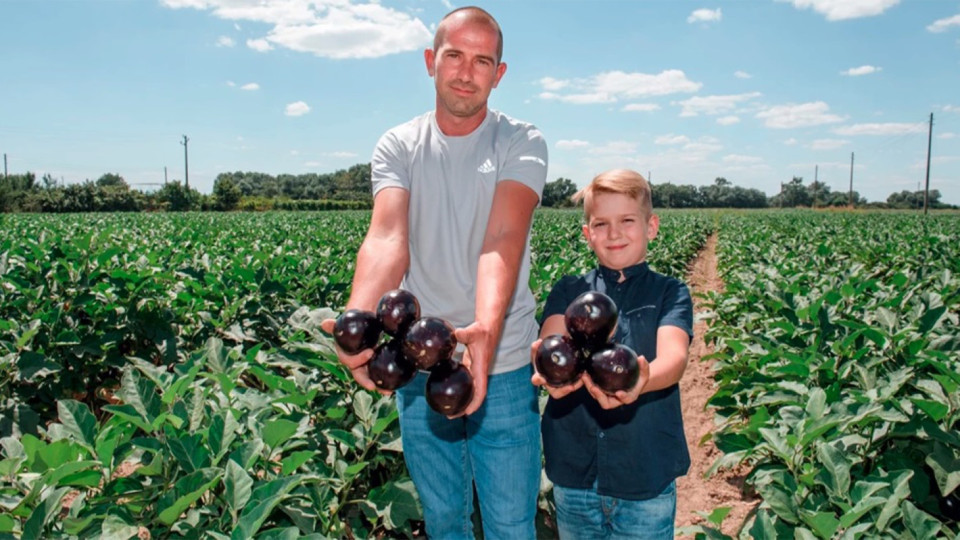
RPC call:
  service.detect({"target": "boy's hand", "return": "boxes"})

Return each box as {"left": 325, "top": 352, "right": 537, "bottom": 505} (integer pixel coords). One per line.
{"left": 582, "top": 354, "right": 651, "bottom": 409}
{"left": 530, "top": 338, "right": 584, "bottom": 399}
{"left": 320, "top": 318, "right": 387, "bottom": 394}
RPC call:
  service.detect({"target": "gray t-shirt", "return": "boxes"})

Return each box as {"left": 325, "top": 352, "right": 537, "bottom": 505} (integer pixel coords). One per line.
{"left": 370, "top": 109, "right": 548, "bottom": 374}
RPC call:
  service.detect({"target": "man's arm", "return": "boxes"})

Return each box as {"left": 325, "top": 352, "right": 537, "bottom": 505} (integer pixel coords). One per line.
{"left": 454, "top": 180, "right": 540, "bottom": 416}
{"left": 321, "top": 186, "right": 410, "bottom": 391}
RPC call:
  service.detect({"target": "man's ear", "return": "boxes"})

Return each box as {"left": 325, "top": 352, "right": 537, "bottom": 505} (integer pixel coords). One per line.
{"left": 424, "top": 49, "right": 436, "bottom": 77}
{"left": 491, "top": 61, "right": 507, "bottom": 88}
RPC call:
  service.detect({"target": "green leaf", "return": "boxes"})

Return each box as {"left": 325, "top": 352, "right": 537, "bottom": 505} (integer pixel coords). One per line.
{"left": 925, "top": 443, "right": 960, "bottom": 496}
{"left": 100, "top": 513, "right": 139, "bottom": 540}
{"left": 102, "top": 404, "right": 151, "bottom": 432}
{"left": 231, "top": 475, "right": 308, "bottom": 540}
{"left": 799, "top": 510, "right": 840, "bottom": 539}
{"left": 917, "top": 305, "right": 946, "bottom": 334}
{"left": 815, "top": 442, "right": 851, "bottom": 500}
{"left": 280, "top": 451, "right": 316, "bottom": 476}
{"left": 165, "top": 431, "right": 210, "bottom": 474}
{"left": 118, "top": 368, "right": 163, "bottom": 427}
{"left": 900, "top": 500, "right": 941, "bottom": 540}
{"left": 224, "top": 459, "right": 253, "bottom": 516}
{"left": 22, "top": 487, "right": 70, "bottom": 540}
{"left": 157, "top": 468, "right": 222, "bottom": 526}
{"left": 58, "top": 400, "right": 98, "bottom": 454}
{"left": 209, "top": 410, "right": 239, "bottom": 464}
{"left": 364, "top": 478, "right": 421, "bottom": 531}
{"left": 262, "top": 419, "right": 299, "bottom": 449}
{"left": 911, "top": 398, "right": 949, "bottom": 422}
{"left": 16, "top": 351, "right": 61, "bottom": 380}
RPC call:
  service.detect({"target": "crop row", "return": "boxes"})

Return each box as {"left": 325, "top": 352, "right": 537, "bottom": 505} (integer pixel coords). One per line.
{"left": 685, "top": 212, "right": 960, "bottom": 539}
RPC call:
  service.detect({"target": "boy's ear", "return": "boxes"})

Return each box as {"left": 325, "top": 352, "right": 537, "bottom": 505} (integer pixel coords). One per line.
{"left": 581, "top": 223, "right": 591, "bottom": 245}
{"left": 647, "top": 214, "right": 660, "bottom": 240}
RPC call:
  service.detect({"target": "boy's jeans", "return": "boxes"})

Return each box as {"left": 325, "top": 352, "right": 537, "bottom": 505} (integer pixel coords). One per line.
{"left": 552, "top": 480, "right": 676, "bottom": 540}
{"left": 396, "top": 364, "right": 541, "bottom": 540}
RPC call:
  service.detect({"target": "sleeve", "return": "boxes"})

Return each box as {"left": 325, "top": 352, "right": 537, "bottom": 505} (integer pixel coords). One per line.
{"left": 370, "top": 130, "right": 409, "bottom": 197}
{"left": 499, "top": 125, "right": 548, "bottom": 200}
{"left": 540, "top": 275, "right": 580, "bottom": 325}
{"left": 659, "top": 279, "right": 694, "bottom": 339}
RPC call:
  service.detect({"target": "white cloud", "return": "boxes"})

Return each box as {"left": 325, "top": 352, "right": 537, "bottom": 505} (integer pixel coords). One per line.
{"left": 622, "top": 103, "right": 661, "bottom": 112}
{"left": 717, "top": 116, "right": 740, "bottom": 125}
{"left": 216, "top": 35, "right": 235, "bottom": 47}
{"left": 687, "top": 8, "right": 722, "bottom": 24}
{"left": 240, "top": 83, "right": 259, "bottom": 91}
{"left": 676, "top": 92, "right": 762, "bottom": 117}
{"left": 756, "top": 101, "right": 846, "bottom": 128}
{"left": 684, "top": 140, "right": 723, "bottom": 154}
{"left": 655, "top": 134, "right": 690, "bottom": 145}
{"left": 810, "top": 138, "right": 849, "bottom": 150}
{"left": 722, "top": 154, "right": 763, "bottom": 164}
{"left": 734, "top": 70, "right": 752, "bottom": 79}
{"left": 939, "top": 132, "right": 957, "bottom": 139}
{"left": 833, "top": 122, "right": 926, "bottom": 135}
{"left": 557, "top": 139, "right": 591, "bottom": 150}
{"left": 927, "top": 14, "right": 960, "bottom": 33}
{"left": 540, "top": 77, "right": 569, "bottom": 91}
{"left": 290, "top": 150, "right": 299, "bottom": 155}
{"left": 538, "top": 70, "right": 701, "bottom": 104}
{"left": 784, "top": 138, "right": 799, "bottom": 145}
{"left": 588, "top": 141, "right": 639, "bottom": 155}
{"left": 326, "top": 151, "right": 358, "bottom": 158}
{"left": 247, "top": 38, "right": 273, "bottom": 52}
{"left": 285, "top": 101, "right": 311, "bottom": 117}
{"left": 841, "top": 65, "right": 881, "bottom": 76}
{"left": 162, "top": 0, "right": 432, "bottom": 59}
{"left": 226, "top": 81, "right": 235, "bottom": 87}
{"left": 944, "top": 105, "right": 960, "bottom": 113}
{"left": 304, "top": 161, "right": 321, "bottom": 167}
{"left": 777, "top": 0, "right": 900, "bottom": 21}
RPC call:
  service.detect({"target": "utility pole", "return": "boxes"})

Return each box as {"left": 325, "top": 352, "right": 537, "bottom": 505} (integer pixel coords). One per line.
{"left": 813, "top": 165, "right": 819, "bottom": 208}
{"left": 848, "top": 152, "right": 854, "bottom": 208}
{"left": 3, "top": 153, "right": 7, "bottom": 177}
{"left": 164, "top": 166, "right": 168, "bottom": 184}
{"left": 181, "top": 135, "right": 190, "bottom": 190}
{"left": 779, "top": 181, "right": 784, "bottom": 209}
{"left": 923, "top": 112, "right": 933, "bottom": 215}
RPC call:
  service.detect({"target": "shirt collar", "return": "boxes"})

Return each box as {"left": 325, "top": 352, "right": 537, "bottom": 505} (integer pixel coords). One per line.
{"left": 597, "top": 261, "right": 650, "bottom": 284}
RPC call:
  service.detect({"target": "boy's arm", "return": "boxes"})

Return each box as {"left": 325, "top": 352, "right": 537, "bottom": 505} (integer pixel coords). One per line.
{"left": 454, "top": 180, "right": 540, "bottom": 417}
{"left": 583, "top": 325, "right": 690, "bottom": 409}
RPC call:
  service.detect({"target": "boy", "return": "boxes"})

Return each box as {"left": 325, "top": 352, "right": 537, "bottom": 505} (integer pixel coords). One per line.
{"left": 531, "top": 169, "right": 693, "bottom": 539}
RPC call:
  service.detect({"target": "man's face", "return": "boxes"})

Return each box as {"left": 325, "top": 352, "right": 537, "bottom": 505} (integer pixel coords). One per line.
{"left": 426, "top": 17, "right": 506, "bottom": 123}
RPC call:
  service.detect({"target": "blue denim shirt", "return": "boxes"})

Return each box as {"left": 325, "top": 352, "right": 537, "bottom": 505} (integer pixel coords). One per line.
{"left": 540, "top": 262, "right": 694, "bottom": 500}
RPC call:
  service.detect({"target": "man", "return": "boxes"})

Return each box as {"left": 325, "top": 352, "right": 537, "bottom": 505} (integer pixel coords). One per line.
{"left": 323, "top": 6, "right": 548, "bottom": 538}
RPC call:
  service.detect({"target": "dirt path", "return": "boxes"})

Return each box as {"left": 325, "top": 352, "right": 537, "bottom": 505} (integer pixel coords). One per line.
{"left": 675, "top": 233, "right": 758, "bottom": 536}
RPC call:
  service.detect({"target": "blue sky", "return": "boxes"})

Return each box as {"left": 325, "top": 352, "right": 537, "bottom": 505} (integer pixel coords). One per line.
{"left": 2, "top": 0, "right": 958, "bottom": 204}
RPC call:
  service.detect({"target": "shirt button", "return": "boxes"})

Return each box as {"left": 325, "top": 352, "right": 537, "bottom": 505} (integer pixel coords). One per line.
{"left": 598, "top": 432, "right": 605, "bottom": 439}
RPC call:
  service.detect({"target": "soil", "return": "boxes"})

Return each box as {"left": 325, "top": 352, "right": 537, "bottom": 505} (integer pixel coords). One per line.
{"left": 675, "top": 233, "right": 760, "bottom": 537}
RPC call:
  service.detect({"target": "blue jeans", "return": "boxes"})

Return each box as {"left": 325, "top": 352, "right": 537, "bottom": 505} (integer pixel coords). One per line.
{"left": 553, "top": 480, "right": 676, "bottom": 540}
{"left": 396, "top": 364, "right": 541, "bottom": 540}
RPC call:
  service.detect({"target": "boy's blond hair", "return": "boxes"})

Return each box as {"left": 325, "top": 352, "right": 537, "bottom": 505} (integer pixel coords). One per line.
{"left": 571, "top": 169, "right": 653, "bottom": 220}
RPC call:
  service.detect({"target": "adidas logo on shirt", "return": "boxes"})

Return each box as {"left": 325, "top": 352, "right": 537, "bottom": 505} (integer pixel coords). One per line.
{"left": 477, "top": 158, "right": 496, "bottom": 174}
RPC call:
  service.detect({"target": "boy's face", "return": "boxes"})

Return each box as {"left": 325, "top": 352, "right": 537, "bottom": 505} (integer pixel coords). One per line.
{"left": 582, "top": 192, "right": 659, "bottom": 271}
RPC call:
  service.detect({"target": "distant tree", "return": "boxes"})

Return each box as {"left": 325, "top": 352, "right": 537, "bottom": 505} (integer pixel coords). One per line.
{"left": 542, "top": 177, "right": 578, "bottom": 207}
{"left": 155, "top": 181, "right": 202, "bottom": 211}
{"left": 771, "top": 177, "right": 812, "bottom": 207}
{"left": 213, "top": 176, "right": 242, "bottom": 211}
{"left": 96, "top": 173, "right": 128, "bottom": 189}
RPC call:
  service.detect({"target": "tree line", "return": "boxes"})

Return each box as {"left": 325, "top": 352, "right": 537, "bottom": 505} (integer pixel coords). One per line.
{"left": 1, "top": 164, "right": 953, "bottom": 213}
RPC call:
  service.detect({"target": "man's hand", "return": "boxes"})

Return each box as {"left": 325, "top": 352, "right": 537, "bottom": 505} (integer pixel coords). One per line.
{"left": 582, "top": 354, "right": 651, "bottom": 409}
{"left": 529, "top": 338, "right": 584, "bottom": 399}
{"left": 451, "top": 322, "right": 495, "bottom": 417}
{"left": 320, "top": 318, "right": 388, "bottom": 394}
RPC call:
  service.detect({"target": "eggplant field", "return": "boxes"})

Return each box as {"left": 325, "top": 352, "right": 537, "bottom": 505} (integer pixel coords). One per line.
{"left": 0, "top": 210, "right": 958, "bottom": 539}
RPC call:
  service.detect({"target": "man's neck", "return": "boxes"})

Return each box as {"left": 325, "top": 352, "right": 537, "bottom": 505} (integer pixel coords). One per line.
{"left": 435, "top": 107, "right": 488, "bottom": 136}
